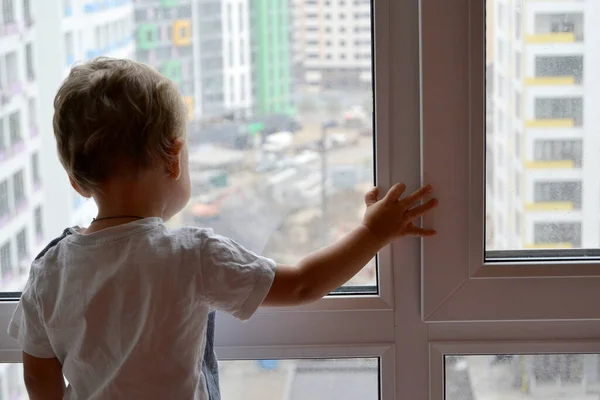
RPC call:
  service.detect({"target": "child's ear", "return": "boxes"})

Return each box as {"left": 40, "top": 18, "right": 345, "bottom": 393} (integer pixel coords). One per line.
{"left": 69, "top": 177, "right": 92, "bottom": 198}
{"left": 166, "top": 138, "right": 185, "bottom": 180}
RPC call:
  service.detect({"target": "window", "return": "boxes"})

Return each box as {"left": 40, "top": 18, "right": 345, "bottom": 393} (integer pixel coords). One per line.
{"left": 534, "top": 139, "right": 582, "bottom": 167}
{"left": 16, "top": 229, "right": 26, "bottom": 261}
{"left": 536, "top": 56, "right": 584, "bottom": 82}
{"left": 27, "top": 97, "right": 36, "bottom": 129}
{"left": 535, "top": 97, "right": 583, "bottom": 125}
{"left": 514, "top": 91, "right": 521, "bottom": 119}
{"left": 0, "top": 180, "right": 8, "bottom": 220}
{"left": 6, "top": 51, "right": 18, "bottom": 85}
{"left": 65, "top": 32, "right": 74, "bottom": 65}
{"left": 34, "top": 206, "right": 42, "bottom": 238}
{"left": 0, "top": 118, "right": 5, "bottom": 151}
{"left": 0, "top": 242, "right": 11, "bottom": 279}
{"left": 535, "top": 181, "right": 582, "bottom": 209}
{"left": 497, "top": 39, "right": 504, "bottom": 65}
{"left": 419, "top": 3, "right": 600, "bottom": 397}
{"left": 5, "top": 1, "right": 600, "bottom": 398}
{"left": 534, "top": 222, "right": 581, "bottom": 248}
{"left": 31, "top": 152, "right": 40, "bottom": 186}
{"left": 8, "top": 112, "right": 21, "bottom": 146}
{"left": 12, "top": 170, "right": 25, "bottom": 208}
{"left": 25, "top": 43, "right": 34, "bottom": 81}
{"left": 497, "top": 3, "right": 504, "bottom": 29}
{"left": 2, "top": 0, "right": 15, "bottom": 24}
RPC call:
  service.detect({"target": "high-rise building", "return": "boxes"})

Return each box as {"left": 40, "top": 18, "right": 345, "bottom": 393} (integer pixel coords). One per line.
{"left": 292, "top": 0, "right": 372, "bottom": 89}
{"left": 251, "top": 0, "right": 293, "bottom": 116}
{"left": 0, "top": 0, "right": 39, "bottom": 292}
{"left": 133, "top": 0, "right": 196, "bottom": 120}
{"left": 490, "top": 0, "right": 600, "bottom": 250}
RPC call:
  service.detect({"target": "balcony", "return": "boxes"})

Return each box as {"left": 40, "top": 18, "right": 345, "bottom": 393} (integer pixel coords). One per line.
{"left": 525, "top": 119, "right": 576, "bottom": 128}
{"left": 525, "top": 32, "right": 578, "bottom": 44}
{"left": 531, "top": 13, "right": 584, "bottom": 43}
{"left": 525, "top": 76, "right": 578, "bottom": 86}
{"left": 527, "top": 56, "right": 584, "bottom": 86}
{"left": 526, "top": 160, "right": 576, "bottom": 169}
{"left": 525, "top": 201, "right": 574, "bottom": 212}
{"left": 524, "top": 242, "right": 573, "bottom": 249}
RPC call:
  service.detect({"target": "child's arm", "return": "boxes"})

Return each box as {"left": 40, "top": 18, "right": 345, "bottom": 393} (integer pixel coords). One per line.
{"left": 22, "top": 352, "right": 65, "bottom": 400}
{"left": 263, "top": 183, "right": 437, "bottom": 306}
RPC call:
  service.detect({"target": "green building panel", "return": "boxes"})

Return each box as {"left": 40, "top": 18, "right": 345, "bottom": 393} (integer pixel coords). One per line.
{"left": 161, "top": 0, "right": 180, "bottom": 7}
{"left": 137, "top": 23, "right": 160, "bottom": 50}
{"left": 252, "top": 0, "right": 293, "bottom": 116}
{"left": 162, "top": 60, "right": 182, "bottom": 84}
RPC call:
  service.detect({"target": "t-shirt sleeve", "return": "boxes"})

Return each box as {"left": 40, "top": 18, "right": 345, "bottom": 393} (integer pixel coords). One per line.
{"left": 7, "top": 274, "right": 55, "bottom": 358}
{"left": 197, "top": 230, "right": 276, "bottom": 321}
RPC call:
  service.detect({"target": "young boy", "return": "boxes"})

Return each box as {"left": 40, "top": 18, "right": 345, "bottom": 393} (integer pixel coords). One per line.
{"left": 8, "top": 58, "right": 437, "bottom": 400}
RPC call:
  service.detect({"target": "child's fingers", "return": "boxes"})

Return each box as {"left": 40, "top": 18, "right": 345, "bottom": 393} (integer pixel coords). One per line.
{"left": 401, "top": 184, "right": 433, "bottom": 207}
{"left": 405, "top": 198, "right": 438, "bottom": 220}
{"left": 364, "top": 187, "right": 380, "bottom": 206}
{"left": 383, "top": 183, "right": 407, "bottom": 204}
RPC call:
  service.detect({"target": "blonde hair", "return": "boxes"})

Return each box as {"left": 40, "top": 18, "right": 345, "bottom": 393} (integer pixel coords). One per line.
{"left": 53, "top": 57, "right": 187, "bottom": 192}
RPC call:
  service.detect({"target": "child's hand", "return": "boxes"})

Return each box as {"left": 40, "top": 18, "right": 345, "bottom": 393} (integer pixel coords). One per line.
{"left": 362, "top": 183, "right": 438, "bottom": 244}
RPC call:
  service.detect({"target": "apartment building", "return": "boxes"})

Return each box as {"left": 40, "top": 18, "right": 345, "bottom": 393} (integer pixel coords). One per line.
{"left": 490, "top": 0, "right": 600, "bottom": 251}
{"left": 0, "top": 0, "right": 39, "bottom": 294}
{"left": 292, "top": 0, "right": 372, "bottom": 89}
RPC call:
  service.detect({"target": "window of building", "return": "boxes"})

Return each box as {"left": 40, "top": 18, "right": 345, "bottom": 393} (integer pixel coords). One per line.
{"left": 534, "top": 222, "right": 581, "bottom": 247}
{"left": 6, "top": 51, "right": 18, "bottom": 85}
{"left": 515, "top": 51, "right": 521, "bottom": 80}
{"left": 65, "top": 32, "right": 74, "bottom": 65}
{"left": 2, "top": 0, "right": 15, "bottom": 24}
{"left": 0, "top": 242, "right": 11, "bottom": 279}
{"left": 27, "top": 97, "right": 36, "bottom": 129}
{"left": 535, "top": 97, "right": 583, "bottom": 125}
{"left": 515, "top": 11, "right": 521, "bottom": 39}
{"left": 0, "top": 180, "right": 8, "bottom": 220}
{"left": 0, "top": 118, "right": 5, "bottom": 152}
{"left": 31, "top": 152, "right": 40, "bottom": 187}
{"left": 12, "top": 170, "right": 25, "bottom": 209}
{"left": 25, "top": 43, "right": 34, "bottom": 81}
{"left": 515, "top": 91, "right": 521, "bottom": 119}
{"left": 34, "top": 206, "right": 42, "bottom": 239}
{"left": 16, "top": 229, "right": 26, "bottom": 262}
{"left": 534, "top": 139, "right": 583, "bottom": 167}
{"left": 8, "top": 112, "right": 21, "bottom": 147}
{"left": 534, "top": 181, "right": 582, "bottom": 209}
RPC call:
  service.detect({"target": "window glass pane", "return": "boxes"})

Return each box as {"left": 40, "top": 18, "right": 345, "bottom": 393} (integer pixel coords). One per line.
{"left": 0, "top": 358, "right": 378, "bottom": 399}
{"left": 446, "top": 354, "right": 600, "bottom": 400}
{"left": 220, "top": 358, "right": 378, "bottom": 400}
{"left": 485, "top": 1, "right": 594, "bottom": 256}
{"left": 1, "top": 0, "right": 375, "bottom": 293}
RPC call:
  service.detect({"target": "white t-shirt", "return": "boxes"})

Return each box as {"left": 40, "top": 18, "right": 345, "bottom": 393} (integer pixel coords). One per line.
{"left": 8, "top": 217, "right": 276, "bottom": 399}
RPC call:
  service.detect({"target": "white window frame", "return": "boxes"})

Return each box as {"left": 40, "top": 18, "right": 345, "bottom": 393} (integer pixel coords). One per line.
{"left": 421, "top": 0, "right": 600, "bottom": 322}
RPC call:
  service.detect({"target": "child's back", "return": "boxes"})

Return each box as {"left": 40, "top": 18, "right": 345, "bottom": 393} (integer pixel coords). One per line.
{"left": 14, "top": 220, "right": 274, "bottom": 399}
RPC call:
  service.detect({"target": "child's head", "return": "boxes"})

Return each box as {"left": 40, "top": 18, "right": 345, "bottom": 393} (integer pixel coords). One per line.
{"left": 53, "top": 57, "right": 190, "bottom": 220}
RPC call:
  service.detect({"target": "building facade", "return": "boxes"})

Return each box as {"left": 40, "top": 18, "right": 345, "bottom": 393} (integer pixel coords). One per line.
{"left": 251, "top": 0, "right": 293, "bottom": 116}
{"left": 292, "top": 0, "right": 372, "bottom": 89}
{"left": 490, "top": 0, "right": 600, "bottom": 251}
